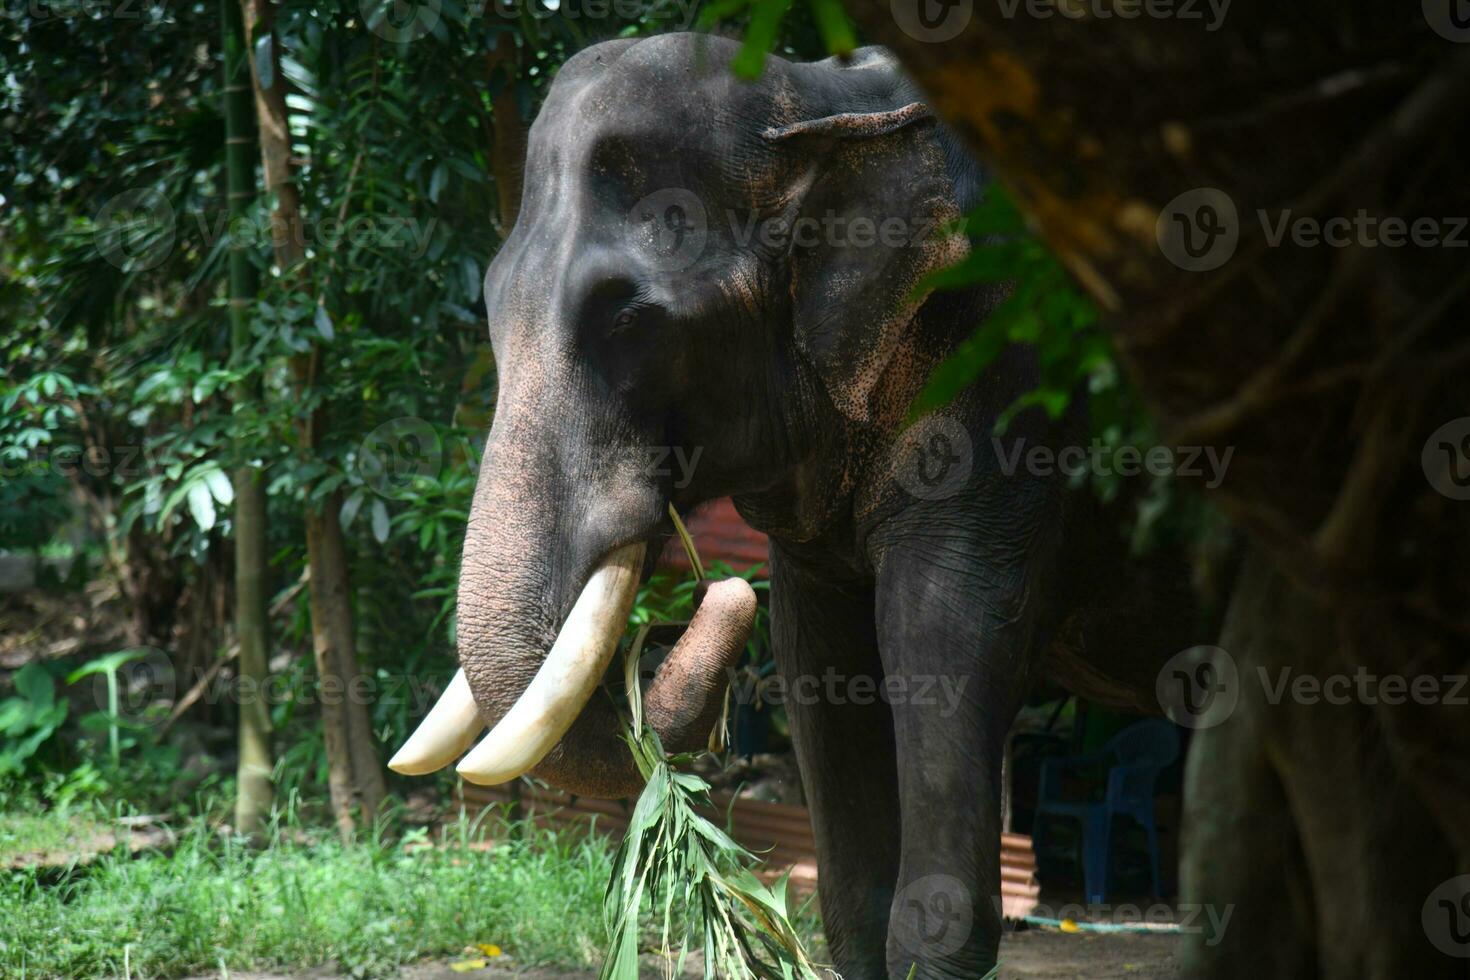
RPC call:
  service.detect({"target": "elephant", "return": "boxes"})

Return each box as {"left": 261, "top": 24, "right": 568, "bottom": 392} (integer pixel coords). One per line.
{"left": 390, "top": 32, "right": 1196, "bottom": 980}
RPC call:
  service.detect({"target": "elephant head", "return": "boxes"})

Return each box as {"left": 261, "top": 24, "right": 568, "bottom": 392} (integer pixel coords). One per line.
{"left": 390, "top": 34, "right": 967, "bottom": 798}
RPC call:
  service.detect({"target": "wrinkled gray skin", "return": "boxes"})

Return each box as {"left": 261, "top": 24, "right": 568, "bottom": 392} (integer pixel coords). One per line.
{"left": 459, "top": 33, "right": 1193, "bottom": 980}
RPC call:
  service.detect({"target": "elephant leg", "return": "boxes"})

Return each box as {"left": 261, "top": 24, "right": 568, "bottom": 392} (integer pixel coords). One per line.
{"left": 872, "top": 532, "right": 1042, "bottom": 980}
{"left": 769, "top": 549, "right": 899, "bottom": 980}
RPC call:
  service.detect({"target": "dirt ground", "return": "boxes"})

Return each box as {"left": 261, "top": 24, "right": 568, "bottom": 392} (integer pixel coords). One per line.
{"left": 178, "top": 927, "right": 1178, "bottom": 979}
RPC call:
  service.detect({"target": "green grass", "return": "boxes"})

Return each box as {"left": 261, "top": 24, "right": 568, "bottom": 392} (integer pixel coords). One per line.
{"left": 0, "top": 807, "right": 113, "bottom": 866}
{"left": 0, "top": 809, "right": 614, "bottom": 978}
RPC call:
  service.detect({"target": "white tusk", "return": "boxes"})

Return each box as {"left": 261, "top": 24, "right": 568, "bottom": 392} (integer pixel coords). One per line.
{"left": 388, "top": 668, "right": 484, "bottom": 775}
{"left": 456, "top": 542, "right": 645, "bottom": 786}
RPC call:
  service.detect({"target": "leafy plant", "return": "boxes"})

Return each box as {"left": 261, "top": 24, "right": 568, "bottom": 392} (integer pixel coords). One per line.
{"left": 66, "top": 649, "right": 154, "bottom": 767}
{"left": 0, "top": 664, "right": 69, "bottom": 779}
{"left": 910, "top": 187, "right": 1107, "bottom": 429}
{"left": 602, "top": 520, "right": 818, "bottom": 980}
{"left": 602, "top": 649, "right": 821, "bottom": 980}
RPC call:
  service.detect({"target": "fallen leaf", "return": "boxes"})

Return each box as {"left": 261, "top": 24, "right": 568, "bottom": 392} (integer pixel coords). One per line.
{"left": 449, "top": 959, "right": 487, "bottom": 972}
{"left": 475, "top": 943, "right": 503, "bottom": 957}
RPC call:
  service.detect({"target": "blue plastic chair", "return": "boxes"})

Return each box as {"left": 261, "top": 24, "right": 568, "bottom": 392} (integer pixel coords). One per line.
{"left": 1032, "top": 718, "right": 1180, "bottom": 903}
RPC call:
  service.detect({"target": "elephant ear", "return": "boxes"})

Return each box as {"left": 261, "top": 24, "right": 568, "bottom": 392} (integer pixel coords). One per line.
{"left": 762, "top": 101, "right": 967, "bottom": 423}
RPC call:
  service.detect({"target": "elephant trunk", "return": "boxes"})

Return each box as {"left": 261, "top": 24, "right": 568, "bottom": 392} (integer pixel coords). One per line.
{"left": 389, "top": 427, "right": 754, "bottom": 799}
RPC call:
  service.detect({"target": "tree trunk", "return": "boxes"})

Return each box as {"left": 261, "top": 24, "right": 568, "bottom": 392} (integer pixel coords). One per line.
{"left": 223, "top": 0, "right": 273, "bottom": 842}
{"left": 845, "top": 4, "right": 1470, "bottom": 971}
{"left": 486, "top": 33, "right": 526, "bottom": 236}
{"left": 239, "top": 0, "right": 384, "bottom": 838}
{"left": 306, "top": 490, "right": 386, "bottom": 837}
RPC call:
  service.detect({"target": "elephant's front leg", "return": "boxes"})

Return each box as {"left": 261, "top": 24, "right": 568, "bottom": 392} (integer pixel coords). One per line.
{"left": 873, "top": 531, "right": 1041, "bottom": 980}
{"left": 769, "top": 550, "right": 900, "bottom": 980}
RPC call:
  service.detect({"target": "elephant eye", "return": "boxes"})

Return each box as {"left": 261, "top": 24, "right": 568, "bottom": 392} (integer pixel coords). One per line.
{"left": 610, "top": 308, "right": 638, "bottom": 334}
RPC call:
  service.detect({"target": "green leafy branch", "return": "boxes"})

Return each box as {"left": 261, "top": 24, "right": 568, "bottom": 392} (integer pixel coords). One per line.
{"left": 601, "top": 636, "right": 821, "bottom": 980}
{"left": 909, "top": 188, "right": 1107, "bottom": 430}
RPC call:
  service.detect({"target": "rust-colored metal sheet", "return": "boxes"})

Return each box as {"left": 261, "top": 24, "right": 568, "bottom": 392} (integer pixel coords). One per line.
{"left": 659, "top": 497, "right": 769, "bottom": 577}
{"left": 455, "top": 782, "right": 1039, "bottom": 918}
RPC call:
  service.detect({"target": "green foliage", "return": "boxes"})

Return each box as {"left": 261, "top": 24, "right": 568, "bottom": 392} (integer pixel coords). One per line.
{"left": 0, "top": 665, "right": 69, "bottom": 780}
{"left": 602, "top": 649, "right": 820, "bottom": 980}
{"left": 0, "top": 367, "right": 88, "bottom": 552}
{"left": 629, "top": 560, "right": 771, "bottom": 662}
{"left": 910, "top": 186, "right": 1216, "bottom": 552}
{"left": 66, "top": 649, "right": 160, "bottom": 767}
{"left": 910, "top": 188, "right": 1107, "bottom": 429}
{"left": 699, "top": 0, "right": 854, "bottom": 78}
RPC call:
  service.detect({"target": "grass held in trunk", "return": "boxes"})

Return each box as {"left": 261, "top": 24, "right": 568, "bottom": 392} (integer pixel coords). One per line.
{"left": 601, "top": 646, "right": 822, "bottom": 980}
{"left": 601, "top": 509, "right": 822, "bottom": 980}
